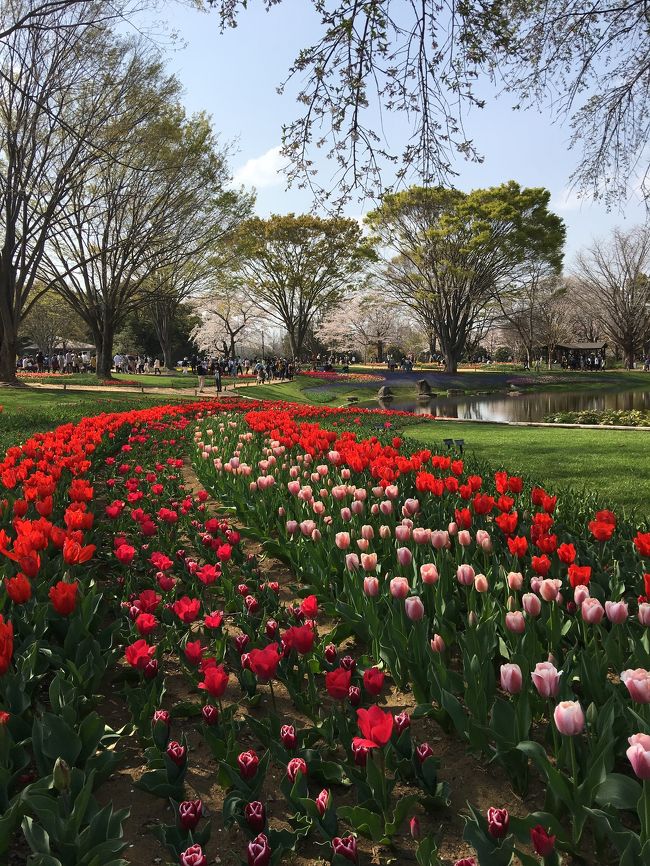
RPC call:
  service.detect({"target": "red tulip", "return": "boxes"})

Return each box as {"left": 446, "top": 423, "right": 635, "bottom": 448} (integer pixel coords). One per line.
{"left": 530, "top": 825, "right": 555, "bottom": 857}
{"left": 326, "top": 668, "right": 352, "bottom": 700}
{"left": 48, "top": 580, "right": 78, "bottom": 616}
{"left": 487, "top": 807, "right": 509, "bottom": 838}
{"left": 247, "top": 833, "right": 271, "bottom": 866}
{"left": 238, "top": 749, "right": 259, "bottom": 779}
{"left": 244, "top": 801, "right": 266, "bottom": 832}
{"left": 356, "top": 705, "right": 393, "bottom": 747}
{"left": 363, "top": 667, "right": 384, "bottom": 696}
{"left": 332, "top": 835, "right": 357, "bottom": 863}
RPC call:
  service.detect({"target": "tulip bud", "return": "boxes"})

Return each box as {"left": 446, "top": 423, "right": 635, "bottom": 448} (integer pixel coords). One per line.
{"left": 416, "top": 742, "right": 434, "bottom": 763}
{"left": 348, "top": 686, "right": 361, "bottom": 707}
{"left": 247, "top": 833, "right": 271, "bottom": 866}
{"left": 410, "top": 816, "right": 420, "bottom": 839}
{"left": 244, "top": 801, "right": 266, "bottom": 832}
{"left": 332, "top": 835, "right": 358, "bottom": 863}
{"left": 178, "top": 799, "right": 203, "bottom": 831}
{"left": 53, "top": 757, "right": 71, "bottom": 792}
{"left": 280, "top": 724, "right": 297, "bottom": 750}
{"left": 202, "top": 704, "right": 219, "bottom": 726}
{"left": 315, "top": 788, "right": 329, "bottom": 816}
{"left": 404, "top": 595, "right": 425, "bottom": 620}
{"left": 487, "top": 807, "right": 509, "bottom": 839}
{"left": 474, "top": 574, "right": 489, "bottom": 593}
{"left": 505, "top": 611, "right": 525, "bottom": 633}
{"left": 394, "top": 711, "right": 411, "bottom": 733}
{"left": 430, "top": 633, "right": 445, "bottom": 653}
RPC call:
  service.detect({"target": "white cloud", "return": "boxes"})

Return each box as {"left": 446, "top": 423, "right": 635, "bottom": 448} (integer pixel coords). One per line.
{"left": 551, "top": 187, "right": 588, "bottom": 212}
{"left": 233, "top": 145, "right": 285, "bottom": 189}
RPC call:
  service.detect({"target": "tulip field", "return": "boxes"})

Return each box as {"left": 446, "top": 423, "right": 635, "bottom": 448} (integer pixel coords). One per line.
{"left": 1, "top": 398, "right": 649, "bottom": 866}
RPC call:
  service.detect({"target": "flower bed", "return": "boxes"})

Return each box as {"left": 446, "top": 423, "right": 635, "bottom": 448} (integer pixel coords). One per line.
{"left": 544, "top": 409, "right": 650, "bottom": 427}
{"left": 302, "top": 371, "right": 385, "bottom": 383}
{"left": 1, "top": 397, "right": 649, "bottom": 866}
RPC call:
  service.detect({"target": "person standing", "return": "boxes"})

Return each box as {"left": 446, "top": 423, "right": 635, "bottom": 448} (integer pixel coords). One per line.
{"left": 214, "top": 361, "right": 222, "bottom": 392}
{"left": 197, "top": 358, "right": 207, "bottom": 392}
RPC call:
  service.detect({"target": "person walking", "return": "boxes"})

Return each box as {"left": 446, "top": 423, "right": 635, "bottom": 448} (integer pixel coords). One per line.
{"left": 213, "top": 361, "right": 222, "bottom": 393}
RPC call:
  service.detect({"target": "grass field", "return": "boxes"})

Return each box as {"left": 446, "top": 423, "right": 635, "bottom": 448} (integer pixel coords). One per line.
{"left": 0, "top": 388, "right": 187, "bottom": 454}
{"left": 404, "top": 421, "right": 650, "bottom": 517}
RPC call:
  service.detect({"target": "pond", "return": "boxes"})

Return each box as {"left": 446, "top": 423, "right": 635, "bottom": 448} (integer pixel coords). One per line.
{"left": 373, "top": 388, "right": 650, "bottom": 422}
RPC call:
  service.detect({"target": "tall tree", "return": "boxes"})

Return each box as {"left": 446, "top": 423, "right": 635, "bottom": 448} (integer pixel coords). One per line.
{"left": 366, "top": 183, "right": 565, "bottom": 373}
{"left": 236, "top": 214, "right": 374, "bottom": 359}
{"left": 573, "top": 226, "right": 650, "bottom": 367}
{"left": 191, "top": 278, "right": 264, "bottom": 359}
{"left": 318, "top": 289, "right": 405, "bottom": 362}
{"left": 0, "top": 2, "right": 146, "bottom": 383}
{"left": 42, "top": 83, "right": 236, "bottom": 378}
{"left": 21, "top": 289, "right": 89, "bottom": 359}
{"left": 210, "top": 1, "right": 650, "bottom": 206}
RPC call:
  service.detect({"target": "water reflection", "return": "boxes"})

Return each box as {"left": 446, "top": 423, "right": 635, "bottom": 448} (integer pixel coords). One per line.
{"left": 383, "top": 389, "right": 650, "bottom": 422}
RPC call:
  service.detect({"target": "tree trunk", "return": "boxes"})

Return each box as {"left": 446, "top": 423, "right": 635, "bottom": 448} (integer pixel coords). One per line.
{"left": 376, "top": 339, "right": 384, "bottom": 362}
{"left": 96, "top": 320, "right": 114, "bottom": 379}
{"left": 0, "top": 325, "right": 18, "bottom": 384}
{"left": 443, "top": 348, "right": 457, "bottom": 374}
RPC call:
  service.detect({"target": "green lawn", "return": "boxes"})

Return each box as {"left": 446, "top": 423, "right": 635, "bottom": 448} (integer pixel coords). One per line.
{"left": 0, "top": 389, "right": 187, "bottom": 455}
{"left": 404, "top": 421, "right": 650, "bottom": 518}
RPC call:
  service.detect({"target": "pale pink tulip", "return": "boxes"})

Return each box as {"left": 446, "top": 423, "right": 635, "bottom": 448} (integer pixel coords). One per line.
{"left": 456, "top": 564, "right": 475, "bottom": 586}
{"left": 286, "top": 520, "right": 298, "bottom": 535}
{"left": 627, "top": 733, "right": 650, "bottom": 779}
{"left": 361, "top": 552, "right": 378, "bottom": 572}
{"left": 447, "top": 521, "right": 458, "bottom": 536}
{"left": 287, "top": 480, "right": 300, "bottom": 496}
{"left": 370, "top": 504, "right": 380, "bottom": 516}
{"left": 350, "top": 500, "right": 364, "bottom": 516}
{"left": 531, "top": 661, "right": 561, "bottom": 698}
{"left": 639, "top": 603, "right": 650, "bottom": 626}
{"left": 340, "top": 507, "right": 352, "bottom": 522}
{"left": 356, "top": 538, "right": 369, "bottom": 552}
{"left": 581, "top": 597, "right": 605, "bottom": 624}
{"left": 385, "top": 484, "right": 399, "bottom": 499}
{"left": 395, "top": 525, "right": 411, "bottom": 543}
{"left": 341, "top": 468, "right": 351, "bottom": 480}
{"left": 345, "top": 553, "right": 359, "bottom": 571}
{"left": 522, "top": 592, "right": 542, "bottom": 617}
{"left": 372, "top": 486, "right": 384, "bottom": 497}
{"left": 621, "top": 669, "right": 650, "bottom": 704}
{"left": 457, "top": 530, "right": 472, "bottom": 547}
{"left": 363, "top": 576, "right": 379, "bottom": 597}
{"left": 403, "top": 498, "right": 419, "bottom": 516}
{"left": 554, "top": 700, "right": 585, "bottom": 736}
{"left": 430, "top": 633, "right": 445, "bottom": 653}
{"left": 353, "top": 488, "right": 367, "bottom": 502}
{"left": 397, "top": 547, "right": 413, "bottom": 567}
{"left": 405, "top": 596, "right": 425, "bottom": 621}
{"left": 380, "top": 500, "right": 393, "bottom": 516}
{"left": 474, "top": 574, "right": 489, "bottom": 593}
{"left": 300, "top": 520, "right": 316, "bottom": 537}
{"left": 476, "top": 529, "right": 492, "bottom": 552}
{"left": 431, "top": 530, "right": 449, "bottom": 550}
{"left": 361, "top": 525, "right": 374, "bottom": 541}
{"left": 379, "top": 525, "right": 392, "bottom": 539}
{"left": 328, "top": 450, "right": 341, "bottom": 465}
{"left": 311, "top": 529, "right": 322, "bottom": 542}
{"left": 500, "top": 663, "right": 523, "bottom": 694}
{"left": 507, "top": 571, "right": 523, "bottom": 590}
{"left": 312, "top": 501, "right": 325, "bottom": 515}
{"left": 573, "top": 585, "right": 590, "bottom": 606}
{"left": 390, "top": 577, "right": 410, "bottom": 599}
{"left": 335, "top": 532, "right": 350, "bottom": 550}
{"left": 539, "top": 579, "right": 560, "bottom": 602}
{"left": 420, "top": 563, "right": 439, "bottom": 585}
{"left": 505, "top": 611, "right": 525, "bottom": 633}
{"left": 331, "top": 486, "right": 347, "bottom": 501}
{"left": 413, "top": 527, "right": 431, "bottom": 545}
{"left": 605, "top": 600, "right": 628, "bottom": 624}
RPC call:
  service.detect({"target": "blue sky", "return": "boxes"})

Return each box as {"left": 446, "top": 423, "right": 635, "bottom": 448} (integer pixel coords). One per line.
{"left": 150, "top": 0, "right": 647, "bottom": 263}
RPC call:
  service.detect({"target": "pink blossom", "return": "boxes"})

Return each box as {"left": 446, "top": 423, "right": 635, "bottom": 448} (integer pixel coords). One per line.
{"left": 605, "top": 600, "right": 628, "bottom": 624}
{"left": 505, "top": 611, "right": 525, "bottom": 633}
{"left": 430, "top": 633, "right": 445, "bottom": 653}
{"left": 581, "top": 597, "right": 605, "bottom": 624}
{"left": 361, "top": 552, "right": 378, "bottom": 572}
{"left": 420, "top": 563, "right": 439, "bottom": 585}
{"left": 531, "top": 661, "right": 561, "bottom": 698}
{"left": 345, "top": 553, "right": 359, "bottom": 571}
{"left": 363, "top": 577, "right": 379, "bottom": 597}
{"left": 397, "top": 547, "right": 413, "bottom": 567}
{"left": 627, "top": 733, "right": 650, "bottom": 779}
{"left": 390, "top": 577, "right": 410, "bottom": 599}
{"left": 405, "top": 596, "right": 425, "bottom": 621}
{"left": 554, "top": 700, "right": 585, "bottom": 736}
{"left": 474, "top": 574, "right": 489, "bottom": 593}
{"left": 621, "top": 669, "right": 650, "bottom": 704}
{"left": 507, "top": 572, "right": 523, "bottom": 590}
{"left": 500, "top": 663, "right": 523, "bottom": 694}
{"left": 456, "top": 564, "right": 475, "bottom": 586}
{"left": 431, "top": 530, "right": 449, "bottom": 550}
{"left": 335, "top": 532, "right": 350, "bottom": 550}
{"left": 522, "top": 593, "right": 542, "bottom": 617}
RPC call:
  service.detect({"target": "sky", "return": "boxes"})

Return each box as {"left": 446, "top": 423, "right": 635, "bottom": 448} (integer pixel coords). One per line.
{"left": 141, "top": 0, "right": 648, "bottom": 264}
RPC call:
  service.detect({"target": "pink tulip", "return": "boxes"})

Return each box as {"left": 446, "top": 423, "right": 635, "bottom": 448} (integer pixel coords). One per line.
{"left": 507, "top": 571, "right": 523, "bottom": 591}
{"left": 289, "top": 466, "right": 299, "bottom": 479}
{"left": 335, "top": 532, "right": 350, "bottom": 550}
{"left": 300, "top": 520, "right": 316, "bottom": 537}
{"left": 420, "top": 563, "right": 439, "bottom": 585}
{"left": 639, "top": 603, "right": 650, "bottom": 627}
{"left": 627, "top": 733, "right": 650, "bottom": 780}
{"left": 331, "top": 486, "right": 347, "bottom": 501}
{"left": 345, "top": 553, "right": 359, "bottom": 571}
{"left": 474, "top": 574, "right": 489, "bottom": 593}
{"left": 311, "top": 529, "right": 322, "bottom": 542}
{"left": 431, "top": 530, "right": 449, "bottom": 550}
{"left": 372, "top": 486, "right": 384, "bottom": 497}
{"left": 405, "top": 596, "right": 425, "bottom": 621}
{"left": 370, "top": 503, "right": 380, "bottom": 516}
{"left": 341, "top": 468, "right": 351, "bottom": 480}
{"left": 430, "top": 633, "right": 445, "bottom": 652}
{"left": 447, "top": 521, "right": 458, "bottom": 536}
{"left": 531, "top": 661, "right": 561, "bottom": 698}
{"left": 621, "top": 669, "right": 650, "bottom": 704}
{"left": 605, "top": 600, "right": 628, "bottom": 624}
{"left": 413, "top": 527, "right": 431, "bottom": 545}
{"left": 554, "top": 700, "right": 585, "bottom": 736}
{"left": 353, "top": 488, "right": 367, "bottom": 502}
{"left": 522, "top": 592, "right": 542, "bottom": 617}
{"left": 361, "top": 525, "right": 374, "bottom": 541}
{"left": 287, "top": 480, "right": 300, "bottom": 496}
{"left": 350, "top": 500, "right": 364, "bottom": 516}
{"left": 379, "top": 525, "right": 391, "bottom": 539}
{"left": 249, "top": 481, "right": 258, "bottom": 492}
{"left": 539, "top": 579, "right": 560, "bottom": 602}
{"left": 456, "top": 564, "right": 475, "bottom": 586}
{"left": 397, "top": 547, "right": 413, "bottom": 568}
{"left": 529, "top": 576, "right": 542, "bottom": 594}
{"left": 395, "top": 525, "right": 411, "bottom": 543}
{"left": 385, "top": 484, "right": 399, "bottom": 499}
{"left": 312, "top": 501, "right": 325, "bottom": 515}
{"left": 457, "top": 530, "right": 472, "bottom": 547}
{"left": 379, "top": 500, "right": 393, "bottom": 516}
{"left": 361, "top": 552, "right": 378, "bottom": 572}
{"left": 581, "top": 597, "right": 605, "bottom": 624}
{"left": 476, "top": 529, "right": 492, "bottom": 553}
{"left": 573, "top": 585, "right": 590, "bottom": 607}
{"left": 356, "top": 538, "right": 369, "bottom": 552}
{"left": 401, "top": 518, "right": 413, "bottom": 528}
{"left": 328, "top": 450, "right": 341, "bottom": 465}
{"left": 363, "top": 577, "right": 379, "bottom": 597}
{"left": 317, "top": 464, "right": 328, "bottom": 476}
{"left": 390, "top": 577, "right": 409, "bottom": 599}
{"left": 505, "top": 611, "right": 525, "bottom": 633}
{"left": 500, "top": 663, "right": 523, "bottom": 694}
{"left": 340, "top": 507, "right": 352, "bottom": 522}
{"left": 403, "top": 498, "right": 419, "bottom": 516}
{"left": 286, "top": 520, "right": 298, "bottom": 535}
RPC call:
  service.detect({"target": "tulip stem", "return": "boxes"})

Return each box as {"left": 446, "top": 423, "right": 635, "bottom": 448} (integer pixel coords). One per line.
{"left": 643, "top": 778, "right": 650, "bottom": 843}
{"left": 268, "top": 680, "right": 278, "bottom": 716}
{"left": 569, "top": 736, "right": 579, "bottom": 786}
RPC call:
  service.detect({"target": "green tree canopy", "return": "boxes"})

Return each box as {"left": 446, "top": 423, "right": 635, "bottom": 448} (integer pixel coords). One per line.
{"left": 366, "top": 181, "right": 565, "bottom": 373}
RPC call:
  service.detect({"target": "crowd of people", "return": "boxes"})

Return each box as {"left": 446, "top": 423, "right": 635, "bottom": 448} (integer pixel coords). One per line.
{"left": 17, "top": 350, "right": 95, "bottom": 373}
